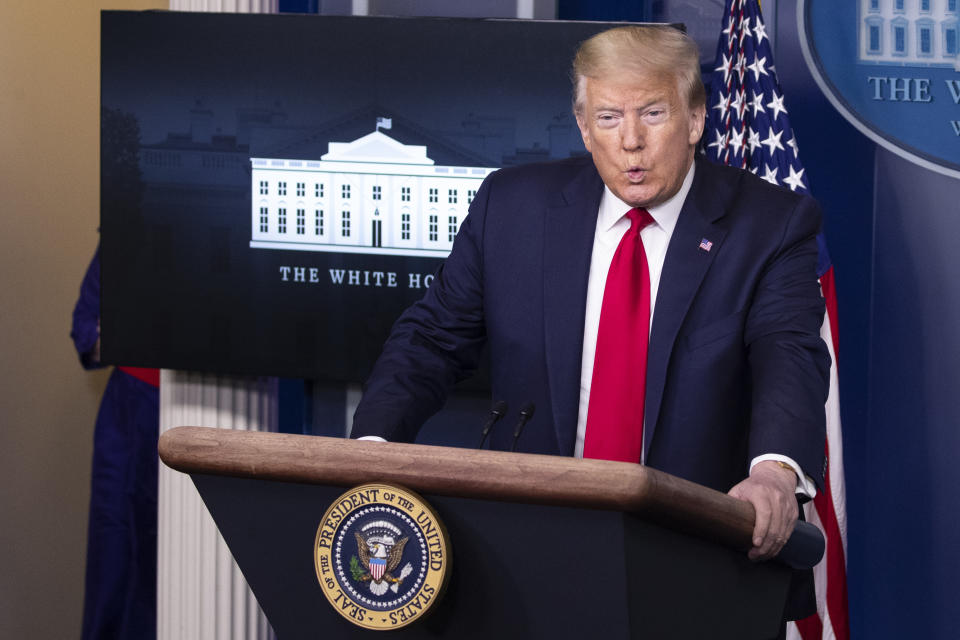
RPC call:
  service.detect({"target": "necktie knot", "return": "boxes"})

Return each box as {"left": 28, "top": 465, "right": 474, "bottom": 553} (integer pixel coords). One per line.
{"left": 626, "top": 207, "right": 654, "bottom": 232}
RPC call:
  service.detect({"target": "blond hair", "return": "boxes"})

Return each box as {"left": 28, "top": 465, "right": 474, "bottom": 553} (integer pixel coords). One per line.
{"left": 571, "top": 25, "right": 706, "bottom": 114}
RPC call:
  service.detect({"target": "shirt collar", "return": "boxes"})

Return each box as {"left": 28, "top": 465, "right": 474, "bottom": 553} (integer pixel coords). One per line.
{"left": 597, "top": 161, "right": 696, "bottom": 236}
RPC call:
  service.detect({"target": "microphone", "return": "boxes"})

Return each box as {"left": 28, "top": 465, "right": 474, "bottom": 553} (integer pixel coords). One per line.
{"left": 477, "top": 400, "right": 508, "bottom": 449}
{"left": 509, "top": 402, "right": 536, "bottom": 452}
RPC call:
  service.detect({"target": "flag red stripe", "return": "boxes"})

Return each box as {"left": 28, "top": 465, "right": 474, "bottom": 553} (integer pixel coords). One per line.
{"left": 819, "top": 274, "right": 850, "bottom": 639}
{"left": 795, "top": 269, "right": 847, "bottom": 639}
{"left": 795, "top": 610, "right": 824, "bottom": 639}
{"left": 800, "top": 269, "right": 848, "bottom": 640}
{"left": 820, "top": 268, "right": 840, "bottom": 362}
{"left": 813, "top": 437, "right": 850, "bottom": 639}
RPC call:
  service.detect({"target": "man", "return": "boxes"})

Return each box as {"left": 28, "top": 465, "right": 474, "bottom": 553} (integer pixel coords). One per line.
{"left": 352, "top": 25, "right": 829, "bottom": 580}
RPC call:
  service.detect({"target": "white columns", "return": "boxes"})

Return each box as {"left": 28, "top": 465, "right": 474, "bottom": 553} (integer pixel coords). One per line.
{"left": 158, "top": 372, "right": 278, "bottom": 640}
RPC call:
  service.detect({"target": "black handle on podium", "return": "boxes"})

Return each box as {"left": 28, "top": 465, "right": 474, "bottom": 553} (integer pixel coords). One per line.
{"left": 778, "top": 520, "right": 825, "bottom": 569}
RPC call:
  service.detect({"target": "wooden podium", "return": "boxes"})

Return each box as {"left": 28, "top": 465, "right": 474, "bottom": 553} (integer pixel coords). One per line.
{"left": 159, "top": 426, "right": 800, "bottom": 639}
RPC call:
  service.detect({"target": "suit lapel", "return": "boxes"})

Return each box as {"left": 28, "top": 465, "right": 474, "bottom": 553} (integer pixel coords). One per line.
{"left": 643, "top": 159, "right": 736, "bottom": 456}
{"left": 542, "top": 162, "right": 605, "bottom": 456}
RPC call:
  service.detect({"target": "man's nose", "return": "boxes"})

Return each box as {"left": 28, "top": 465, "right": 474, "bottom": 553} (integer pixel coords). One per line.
{"left": 621, "top": 115, "right": 645, "bottom": 151}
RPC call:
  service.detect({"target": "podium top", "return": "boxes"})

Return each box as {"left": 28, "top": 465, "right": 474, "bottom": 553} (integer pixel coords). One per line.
{"left": 159, "top": 426, "right": 758, "bottom": 553}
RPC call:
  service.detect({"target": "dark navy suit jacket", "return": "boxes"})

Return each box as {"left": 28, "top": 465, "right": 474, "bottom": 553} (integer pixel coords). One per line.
{"left": 353, "top": 154, "right": 830, "bottom": 495}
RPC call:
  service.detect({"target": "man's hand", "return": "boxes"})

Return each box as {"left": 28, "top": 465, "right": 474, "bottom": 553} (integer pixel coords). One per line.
{"left": 728, "top": 460, "right": 799, "bottom": 561}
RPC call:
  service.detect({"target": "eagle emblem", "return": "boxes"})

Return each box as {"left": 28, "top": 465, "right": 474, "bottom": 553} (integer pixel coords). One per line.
{"left": 315, "top": 484, "right": 452, "bottom": 630}
{"left": 351, "top": 520, "right": 414, "bottom": 596}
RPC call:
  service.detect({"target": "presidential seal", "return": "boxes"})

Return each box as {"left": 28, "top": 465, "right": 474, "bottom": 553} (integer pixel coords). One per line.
{"left": 313, "top": 483, "right": 451, "bottom": 630}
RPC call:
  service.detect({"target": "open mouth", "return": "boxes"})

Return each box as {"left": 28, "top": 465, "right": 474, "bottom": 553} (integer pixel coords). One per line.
{"left": 626, "top": 167, "right": 646, "bottom": 181}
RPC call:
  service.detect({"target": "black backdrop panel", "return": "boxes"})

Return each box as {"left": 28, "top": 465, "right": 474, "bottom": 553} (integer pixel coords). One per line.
{"left": 100, "top": 12, "right": 627, "bottom": 380}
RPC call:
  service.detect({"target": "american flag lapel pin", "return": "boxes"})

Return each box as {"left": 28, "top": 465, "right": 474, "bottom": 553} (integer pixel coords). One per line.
{"left": 698, "top": 238, "right": 713, "bottom": 252}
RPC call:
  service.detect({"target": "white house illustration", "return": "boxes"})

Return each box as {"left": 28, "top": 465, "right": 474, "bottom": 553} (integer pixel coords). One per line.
{"left": 250, "top": 128, "right": 498, "bottom": 258}
{"left": 859, "top": 0, "right": 959, "bottom": 68}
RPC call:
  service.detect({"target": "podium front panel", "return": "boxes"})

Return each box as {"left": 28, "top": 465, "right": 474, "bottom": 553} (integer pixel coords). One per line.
{"left": 191, "top": 473, "right": 789, "bottom": 639}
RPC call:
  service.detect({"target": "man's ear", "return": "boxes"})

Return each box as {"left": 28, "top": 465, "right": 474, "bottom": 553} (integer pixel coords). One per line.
{"left": 688, "top": 104, "right": 706, "bottom": 146}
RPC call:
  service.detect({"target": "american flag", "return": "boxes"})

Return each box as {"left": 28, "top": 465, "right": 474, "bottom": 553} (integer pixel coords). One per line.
{"left": 704, "top": 2, "right": 849, "bottom": 639}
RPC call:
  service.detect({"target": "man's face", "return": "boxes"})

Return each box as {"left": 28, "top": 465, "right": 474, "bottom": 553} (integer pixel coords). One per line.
{"left": 575, "top": 72, "right": 705, "bottom": 209}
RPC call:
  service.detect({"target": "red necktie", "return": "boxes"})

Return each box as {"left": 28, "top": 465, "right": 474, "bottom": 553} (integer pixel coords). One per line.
{"left": 584, "top": 208, "right": 654, "bottom": 463}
